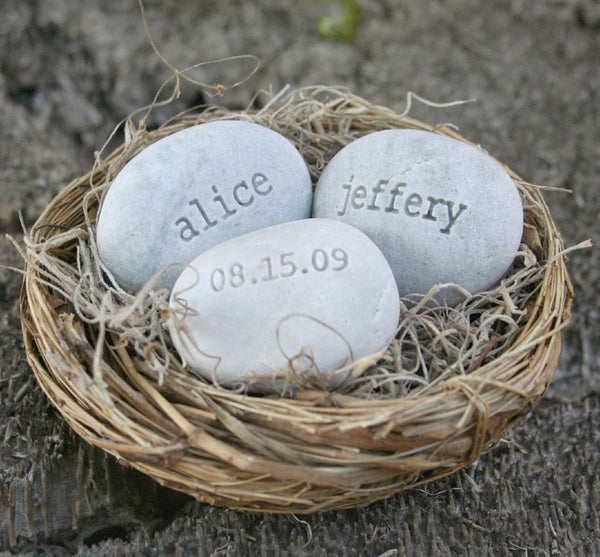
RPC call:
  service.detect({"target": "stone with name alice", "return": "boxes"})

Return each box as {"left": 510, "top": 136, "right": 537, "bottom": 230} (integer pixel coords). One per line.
{"left": 96, "top": 121, "right": 312, "bottom": 291}
{"left": 312, "top": 129, "right": 524, "bottom": 305}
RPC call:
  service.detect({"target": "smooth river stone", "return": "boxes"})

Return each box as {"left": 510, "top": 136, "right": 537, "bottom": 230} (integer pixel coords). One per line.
{"left": 168, "top": 219, "right": 400, "bottom": 387}
{"left": 96, "top": 120, "right": 312, "bottom": 292}
{"left": 312, "top": 129, "right": 523, "bottom": 305}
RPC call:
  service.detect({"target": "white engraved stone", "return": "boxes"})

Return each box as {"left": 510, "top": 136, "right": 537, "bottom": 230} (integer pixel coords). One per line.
{"left": 312, "top": 129, "right": 524, "bottom": 305}
{"left": 96, "top": 121, "right": 313, "bottom": 291}
{"left": 168, "top": 219, "right": 400, "bottom": 387}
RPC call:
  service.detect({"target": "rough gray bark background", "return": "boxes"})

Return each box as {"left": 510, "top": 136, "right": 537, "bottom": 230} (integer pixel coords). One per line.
{"left": 1, "top": 1, "right": 599, "bottom": 555}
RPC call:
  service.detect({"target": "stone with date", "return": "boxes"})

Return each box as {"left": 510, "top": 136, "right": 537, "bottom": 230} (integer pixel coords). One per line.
{"left": 168, "top": 218, "right": 400, "bottom": 388}
{"left": 312, "top": 129, "right": 523, "bottom": 305}
{"left": 96, "top": 120, "right": 312, "bottom": 291}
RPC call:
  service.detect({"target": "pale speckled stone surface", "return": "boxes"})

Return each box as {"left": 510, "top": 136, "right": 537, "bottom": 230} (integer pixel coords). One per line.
{"left": 312, "top": 130, "right": 524, "bottom": 305}
{"left": 96, "top": 120, "right": 312, "bottom": 291}
{"left": 169, "top": 218, "right": 400, "bottom": 386}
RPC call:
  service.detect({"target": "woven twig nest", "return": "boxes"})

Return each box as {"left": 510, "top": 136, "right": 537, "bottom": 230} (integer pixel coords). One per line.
{"left": 20, "top": 87, "right": 573, "bottom": 513}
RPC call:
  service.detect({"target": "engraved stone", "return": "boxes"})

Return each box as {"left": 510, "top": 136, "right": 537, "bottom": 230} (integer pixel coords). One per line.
{"left": 96, "top": 121, "right": 313, "bottom": 291}
{"left": 168, "top": 219, "right": 400, "bottom": 387}
{"left": 312, "top": 129, "right": 523, "bottom": 305}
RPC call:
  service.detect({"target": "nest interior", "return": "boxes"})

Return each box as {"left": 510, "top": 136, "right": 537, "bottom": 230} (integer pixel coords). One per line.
{"left": 19, "top": 87, "right": 573, "bottom": 513}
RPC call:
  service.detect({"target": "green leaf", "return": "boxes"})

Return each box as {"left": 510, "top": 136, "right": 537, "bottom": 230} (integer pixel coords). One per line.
{"left": 311, "top": 0, "right": 360, "bottom": 43}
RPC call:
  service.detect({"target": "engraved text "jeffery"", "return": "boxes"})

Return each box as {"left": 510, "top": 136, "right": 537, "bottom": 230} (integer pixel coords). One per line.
{"left": 336, "top": 177, "right": 468, "bottom": 235}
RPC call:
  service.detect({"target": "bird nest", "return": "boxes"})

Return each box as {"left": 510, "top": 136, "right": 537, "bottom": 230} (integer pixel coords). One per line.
{"left": 19, "top": 87, "right": 573, "bottom": 513}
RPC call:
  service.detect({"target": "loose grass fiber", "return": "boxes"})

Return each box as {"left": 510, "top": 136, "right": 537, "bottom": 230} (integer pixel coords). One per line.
{"left": 19, "top": 86, "right": 573, "bottom": 513}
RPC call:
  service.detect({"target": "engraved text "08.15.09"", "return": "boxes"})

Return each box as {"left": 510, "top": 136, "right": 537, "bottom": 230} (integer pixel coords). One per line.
{"left": 209, "top": 248, "right": 349, "bottom": 293}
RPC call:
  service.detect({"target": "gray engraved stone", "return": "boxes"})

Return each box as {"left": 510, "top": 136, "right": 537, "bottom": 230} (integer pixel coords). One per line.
{"left": 312, "top": 129, "right": 523, "bottom": 305}
{"left": 168, "top": 218, "right": 400, "bottom": 387}
{"left": 96, "top": 120, "right": 313, "bottom": 291}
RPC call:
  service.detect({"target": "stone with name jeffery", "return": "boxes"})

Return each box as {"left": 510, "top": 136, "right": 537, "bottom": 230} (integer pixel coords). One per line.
{"left": 168, "top": 219, "right": 400, "bottom": 387}
{"left": 96, "top": 121, "right": 312, "bottom": 291}
{"left": 312, "top": 130, "right": 523, "bottom": 305}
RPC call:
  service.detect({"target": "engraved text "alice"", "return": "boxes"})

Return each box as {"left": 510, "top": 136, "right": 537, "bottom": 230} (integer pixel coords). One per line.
{"left": 175, "top": 172, "right": 272, "bottom": 242}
